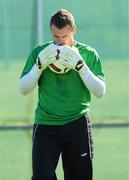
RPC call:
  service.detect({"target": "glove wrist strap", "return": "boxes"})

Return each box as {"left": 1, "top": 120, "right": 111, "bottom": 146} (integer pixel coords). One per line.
{"left": 75, "top": 60, "right": 84, "bottom": 71}
{"left": 36, "top": 57, "right": 42, "bottom": 69}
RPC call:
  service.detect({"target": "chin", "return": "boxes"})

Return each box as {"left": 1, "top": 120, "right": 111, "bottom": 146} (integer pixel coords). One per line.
{"left": 54, "top": 42, "right": 72, "bottom": 47}
{"left": 54, "top": 43, "right": 65, "bottom": 46}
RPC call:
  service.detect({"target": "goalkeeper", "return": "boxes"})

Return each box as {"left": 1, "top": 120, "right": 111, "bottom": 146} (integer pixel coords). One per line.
{"left": 19, "top": 9, "right": 106, "bottom": 180}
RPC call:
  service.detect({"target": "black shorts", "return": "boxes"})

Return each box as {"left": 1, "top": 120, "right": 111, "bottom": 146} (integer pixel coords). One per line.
{"left": 32, "top": 115, "right": 93, "bottom": 180}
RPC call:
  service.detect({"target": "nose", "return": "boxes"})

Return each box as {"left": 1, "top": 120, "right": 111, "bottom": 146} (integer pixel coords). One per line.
{"left": 56, "top": 38, "right": 65, "bottom": 46}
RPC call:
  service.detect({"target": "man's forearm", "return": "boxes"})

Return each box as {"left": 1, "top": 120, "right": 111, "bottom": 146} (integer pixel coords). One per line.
{"left": 79, "top": 64, "right": 106, "bottom": 98}
{"left": 19, "top": 64, "right": 42, "bottom": 95}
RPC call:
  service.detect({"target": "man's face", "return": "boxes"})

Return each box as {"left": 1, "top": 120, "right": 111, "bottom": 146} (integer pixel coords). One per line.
{"left": 51, "top": 25, "right": 76, "bottom": 46}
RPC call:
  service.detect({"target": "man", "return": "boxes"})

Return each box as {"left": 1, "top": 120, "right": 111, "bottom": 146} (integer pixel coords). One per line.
{"left": 19, "top": 9, "right": 106, "bottom": 180}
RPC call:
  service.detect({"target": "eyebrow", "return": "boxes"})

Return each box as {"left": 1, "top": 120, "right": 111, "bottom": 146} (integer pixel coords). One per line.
{"left": 53, "top": 34, "right": 67, "bottom": 38}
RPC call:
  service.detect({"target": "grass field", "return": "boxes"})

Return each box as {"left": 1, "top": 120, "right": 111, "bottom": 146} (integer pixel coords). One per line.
{"left": 0, "top": 59, "right": 129, "bottom": 179}
{"left": 0, "top": 127, "right": 128, "bottom": 180}
{"left": 0, "top": 59, "right": 129, "bottom": 123}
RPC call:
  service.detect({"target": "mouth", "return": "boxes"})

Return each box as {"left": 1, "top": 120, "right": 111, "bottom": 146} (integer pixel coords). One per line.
{"left": 54, "top": 42, "right": 65, "bottom": 46}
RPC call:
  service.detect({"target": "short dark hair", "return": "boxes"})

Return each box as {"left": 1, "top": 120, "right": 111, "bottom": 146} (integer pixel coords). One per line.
{"left": 50, "top": 9, "right": 75, "bottom": 29}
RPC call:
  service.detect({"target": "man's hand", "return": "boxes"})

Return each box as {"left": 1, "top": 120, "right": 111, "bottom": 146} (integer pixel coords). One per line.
{"left": 58, "top": 45, "right": 85, "bottom": 71}
{"left": 36, "top": 44, "right": 58, "bottom": 70}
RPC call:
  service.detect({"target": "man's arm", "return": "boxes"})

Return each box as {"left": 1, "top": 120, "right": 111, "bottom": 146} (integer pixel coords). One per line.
{"left": 59, "top": 45, "right": 106, "bottom": 98}
{"left": 19, "top": 64, "right": 42, "bottom": 95}
{"left": 78, "top": 64, "right": 106, "bottom": 98}
{"left": 19, "top": 43, "right": 58, "bottom": 95}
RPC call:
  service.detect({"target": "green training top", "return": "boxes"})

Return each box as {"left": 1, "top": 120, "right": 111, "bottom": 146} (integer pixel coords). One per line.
{"left": 20, "top": 40, "right": 105, "bottom": 125}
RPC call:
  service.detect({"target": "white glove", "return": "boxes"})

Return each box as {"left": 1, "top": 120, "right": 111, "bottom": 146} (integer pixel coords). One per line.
{"left": 58, "top": 45, "right": 85, "bottom": 71}
{"left": 36, "top": 43, "right": 59, "bottom": 70}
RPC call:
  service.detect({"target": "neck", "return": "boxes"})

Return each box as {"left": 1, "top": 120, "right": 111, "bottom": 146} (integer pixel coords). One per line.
{"left": 69, "top": 38, "right": 74, "bottom": 47}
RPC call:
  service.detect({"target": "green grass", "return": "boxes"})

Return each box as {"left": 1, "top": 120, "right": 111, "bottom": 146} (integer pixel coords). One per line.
{"left": 0, "top": 127, "right": 128, "bottom": 180}
{"left": 0, "top": 59, "right": 129, "bottom": 123}
{"left": 0, "top": 62, "right": 37, "bottom": 122}
{"left": 0, "top": 130, "right": 32, "bottom": 180}
{"left": 91, "top": 59, "right": 129, "bottom": 121}
{"left": 93, "top": 127, "right": 129, "bottom": 180}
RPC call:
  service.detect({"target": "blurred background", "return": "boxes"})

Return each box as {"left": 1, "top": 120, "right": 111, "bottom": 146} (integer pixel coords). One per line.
{"left": 0, "top": 0, "right": 128, "bottom": 180}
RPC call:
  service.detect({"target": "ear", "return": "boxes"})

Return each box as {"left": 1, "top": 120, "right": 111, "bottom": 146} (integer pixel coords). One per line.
{"left": 72, "top": 25, "right": 76, "bottom": 35}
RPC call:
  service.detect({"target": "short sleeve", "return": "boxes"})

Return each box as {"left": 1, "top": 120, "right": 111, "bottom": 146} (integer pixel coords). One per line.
{"left": 89, "top": 49, "right": 105, "bottom": 80}
{"left": 20, "top": 46, "right": 43, "bottom": 78}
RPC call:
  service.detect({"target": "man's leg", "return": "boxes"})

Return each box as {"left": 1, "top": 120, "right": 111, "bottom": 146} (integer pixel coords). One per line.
{"left": 32, "top": 124, "right": 60, "bottom": 180}
{"left": 61, "top": 115, "right": 93, "bottom": 180}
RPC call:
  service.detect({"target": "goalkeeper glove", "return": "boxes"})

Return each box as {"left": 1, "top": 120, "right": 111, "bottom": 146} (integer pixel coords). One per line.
{"left": 36, "top": 43, "right": 58, "bottom": 70}
{"left": 58, "top": 45, "right": 85, "bottom": 71}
